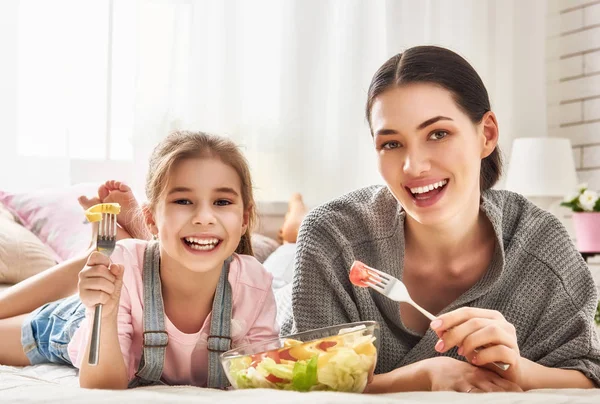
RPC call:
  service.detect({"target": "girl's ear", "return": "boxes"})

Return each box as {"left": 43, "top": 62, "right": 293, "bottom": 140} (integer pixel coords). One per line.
{"left": 480, "top": 111, "right": 499, "bottom": 159}
{"left": 142, "top": 202, "right": 158, "bottom": 236}
{"left": 241, "top": 205, "right": 251, "bottom": 234}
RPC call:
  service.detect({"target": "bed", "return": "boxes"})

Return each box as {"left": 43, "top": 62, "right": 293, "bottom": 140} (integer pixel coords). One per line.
{"left": 1, "top": 187, "right": 600, "bottom": 402}
{"left": 2, "top": 361, "right": 600, "bottom": 403}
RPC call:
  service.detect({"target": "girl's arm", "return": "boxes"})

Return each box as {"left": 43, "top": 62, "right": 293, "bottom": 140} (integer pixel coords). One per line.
{"left": 236, "top": 256, "right": 280, "bottom": 344}
{"left": 79, "top": 314, "right": 128, "bottom": 389}
{"left": 76, "top": 251, "right": 131, "bottom": 389}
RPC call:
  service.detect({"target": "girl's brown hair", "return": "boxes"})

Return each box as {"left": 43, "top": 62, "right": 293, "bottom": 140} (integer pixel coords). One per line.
{"left": 365, "top": 46, "right": 502, "bottom": 191}
{"left": 145, "top": 130, "right": 256, "bottom": 256}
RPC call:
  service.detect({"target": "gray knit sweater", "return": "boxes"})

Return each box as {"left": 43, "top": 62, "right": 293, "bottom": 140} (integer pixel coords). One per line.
{"left": 281, "top": 186, "right": 600, "bottom": 386}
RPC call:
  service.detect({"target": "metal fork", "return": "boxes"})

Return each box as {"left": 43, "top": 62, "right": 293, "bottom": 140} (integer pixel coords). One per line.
{"left": 362, "top": 263, "right": 510, "bottom": 371}
{"left": 88, "top": 212, "right": 118, "bottom": 366}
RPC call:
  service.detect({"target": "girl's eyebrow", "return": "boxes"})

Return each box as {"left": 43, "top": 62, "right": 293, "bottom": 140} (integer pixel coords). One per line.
{"left": 167, "top": 186, "right": 192, "bottom": 195}
{"left": 215, "top": 187, "right": 240, "bottom": 197}
{"left": 167, "top": 186, "right": 240, "bottom": 197}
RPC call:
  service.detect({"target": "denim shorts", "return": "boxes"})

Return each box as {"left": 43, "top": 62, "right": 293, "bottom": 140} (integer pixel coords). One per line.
{"left": 21, "top": 294, "right": 86, "bottom": 365}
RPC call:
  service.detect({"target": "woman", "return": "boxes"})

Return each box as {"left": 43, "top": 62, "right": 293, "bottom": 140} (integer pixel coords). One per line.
{"left": 281, "top": 45, "right": 600, "bottom": 392}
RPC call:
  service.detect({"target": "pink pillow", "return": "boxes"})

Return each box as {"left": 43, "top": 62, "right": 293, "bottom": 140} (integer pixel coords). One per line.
{"left": 0, "top": 184, "right": 99, "bottom": 262}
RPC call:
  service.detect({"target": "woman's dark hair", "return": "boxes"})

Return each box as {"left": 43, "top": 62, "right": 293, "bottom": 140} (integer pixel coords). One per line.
{"left": 365, "top": 45, "right": 502, "bottom": 191}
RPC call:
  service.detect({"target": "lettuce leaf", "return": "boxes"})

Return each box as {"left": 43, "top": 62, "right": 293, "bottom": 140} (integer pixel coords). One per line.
{"left": 292, "top": 355, "right": 318, "bottom": 391}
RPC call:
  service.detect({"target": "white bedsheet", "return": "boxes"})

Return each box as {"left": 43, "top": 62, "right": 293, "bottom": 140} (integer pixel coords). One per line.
{"left": 1, "top": 364, "right": 600, "bottom": 403}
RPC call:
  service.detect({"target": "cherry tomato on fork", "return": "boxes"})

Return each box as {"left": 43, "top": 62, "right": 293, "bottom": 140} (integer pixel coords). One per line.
{"left": 349, "top": 261, "right": 370, "bottom": 287}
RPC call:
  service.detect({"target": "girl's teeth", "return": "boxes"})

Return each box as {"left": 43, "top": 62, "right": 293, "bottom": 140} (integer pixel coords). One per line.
{"left": 188, "top": 243, "right": 217, "bottom": 251}
{"left": 184, "top": 237, "right": 221, "bottom": 251}
{"left": 185, "top": 237, "right": 219, "bottom": 245}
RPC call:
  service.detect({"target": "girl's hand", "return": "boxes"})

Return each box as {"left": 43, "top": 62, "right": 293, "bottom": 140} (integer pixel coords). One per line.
{"left": 431, "top": 307, "right": 524, "bottom": 385}
{"left": 425, "top": 357, "right": 523, "bottom": 392}
{"left": 78, "top": 251, "right": 124, "bottom": 319}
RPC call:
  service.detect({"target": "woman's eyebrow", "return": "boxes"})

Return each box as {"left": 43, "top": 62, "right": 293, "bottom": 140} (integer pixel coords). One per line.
{"left": 416, "top": 116, "right": 453, "bottom": 130}
{"left": 374, "top": 116, "right": 454, "bottom": 137}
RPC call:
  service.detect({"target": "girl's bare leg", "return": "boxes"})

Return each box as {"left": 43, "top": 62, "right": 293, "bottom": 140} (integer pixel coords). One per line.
{"left": 279, "top": 193, "right": 307, "bottom": 244}
{"left": 0, "top": 251, "right": 91, "bottom": 320}
{"left": 0, "top": 314, "right": 32, "bottom": 365}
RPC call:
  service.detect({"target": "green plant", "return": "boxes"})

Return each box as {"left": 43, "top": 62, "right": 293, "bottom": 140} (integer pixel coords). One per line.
{"left": 561, "top": 184, "right": 600, "bottom": 212}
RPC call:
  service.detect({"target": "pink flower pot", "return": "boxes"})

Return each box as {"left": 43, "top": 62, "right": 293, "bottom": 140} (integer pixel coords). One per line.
{"left": 573, "top": 212, "right": 600, "bottom": 253}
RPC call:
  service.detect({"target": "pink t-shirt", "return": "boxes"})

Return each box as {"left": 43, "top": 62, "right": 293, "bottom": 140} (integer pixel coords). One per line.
{"left": 68, "top": 239, "right": 279, "bottom": 386}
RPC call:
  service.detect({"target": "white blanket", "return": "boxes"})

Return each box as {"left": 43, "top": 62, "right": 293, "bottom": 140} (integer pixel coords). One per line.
{"left": 2, "top": 364, "right": 600, "bottom": 403}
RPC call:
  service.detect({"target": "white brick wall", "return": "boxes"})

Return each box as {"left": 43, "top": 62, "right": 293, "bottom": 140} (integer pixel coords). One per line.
{"left": 588, "top": 256, "right": 600, "bottom": 295}
{"left": 585, "top": 51, "right": 600, "bottom": 74}
{"left": 547, "top": 0, "right": 600, "bottom": 199}
{"left": 585, "top": 97, "right": 600, "bottom": 120}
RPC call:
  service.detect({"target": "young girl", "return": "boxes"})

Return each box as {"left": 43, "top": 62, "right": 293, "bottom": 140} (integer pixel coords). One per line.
{"left": 282, "top": 46, "right": 600, "bottom": 392}
{"left": 0, "top": 131, "right": 279, "bottom": 389}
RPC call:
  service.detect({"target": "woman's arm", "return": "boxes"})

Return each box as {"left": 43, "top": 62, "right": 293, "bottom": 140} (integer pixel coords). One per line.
{"left": 366, "top": 357, "right": 523, "bottom": 393}
{"left": 79, "top": 314, "right": 128, "bottom": 389}
{"left": 519, "top": 359, "right": 596, "bottom": 390}
{"left": 281, "top": 209, "right": 358, "bottom": 334}
{"left": 365, "top": 361, "right": 429, "bottom": 393}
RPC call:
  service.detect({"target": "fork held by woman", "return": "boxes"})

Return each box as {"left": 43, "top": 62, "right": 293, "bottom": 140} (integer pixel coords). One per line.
{"left": 349, "top": 260, "right": 510, "bottom": 371}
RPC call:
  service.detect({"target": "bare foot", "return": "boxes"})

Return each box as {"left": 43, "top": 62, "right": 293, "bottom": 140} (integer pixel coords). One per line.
{"left": 279, "top": 193, "right": 307, "bottom": 244}
{"left": 99, "top": 181, "right": 151, "bottom": 240}
{"left": 77, "top": 195, "right": 133, "bottom": 241}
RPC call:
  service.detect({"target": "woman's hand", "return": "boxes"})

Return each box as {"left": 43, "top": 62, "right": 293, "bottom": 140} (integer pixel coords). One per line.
{"left": 425, "top": 357, "right": 523, "bottom": 392}
{"left": 78, "top": 251, "right": 124, "bottom": 319}
{"left": 431, "top": 307, "right": 524, "bottom": 385}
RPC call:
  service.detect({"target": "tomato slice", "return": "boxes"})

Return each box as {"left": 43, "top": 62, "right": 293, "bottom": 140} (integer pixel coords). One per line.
{"left": 266, "top": 373, "right": 286, "bottom": 384}
{"left": 265, "top": 349, "right": 281, "bottom": 364}
{"left": 250, "top": 353, "right": 264, "bottom": 368}
{"left": 349, "top": 261, "right": 370, "bottom": 287}
{"left": 278, "top": 348, "right": 296, "bottom": 361}
{"left": 318, "top": 341, "right": 337, "bottom": 351}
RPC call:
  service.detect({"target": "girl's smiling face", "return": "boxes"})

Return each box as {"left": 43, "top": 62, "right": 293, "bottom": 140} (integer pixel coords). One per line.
{"left": 149, "top": 156, "right": 249, "bottom": 274}
{"left": 370, "top": 83, "right": 498, "bottom": 227}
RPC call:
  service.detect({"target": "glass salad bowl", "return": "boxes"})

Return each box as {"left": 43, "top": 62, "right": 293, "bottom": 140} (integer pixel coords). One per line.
{"left": 220, "top": 321, "right": 379, "bottom": 393}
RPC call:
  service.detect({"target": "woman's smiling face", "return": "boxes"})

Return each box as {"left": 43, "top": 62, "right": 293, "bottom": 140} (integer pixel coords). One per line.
{"left": 370, "top": 82, "right": 497, "bottom": 226}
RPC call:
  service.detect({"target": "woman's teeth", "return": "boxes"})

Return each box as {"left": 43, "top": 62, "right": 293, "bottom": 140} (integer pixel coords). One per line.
{"left": 184, "top": 237, "right": 220, "bottom": 251}
{"left": 410, "top": 179, "right": 448, "bottom": 195}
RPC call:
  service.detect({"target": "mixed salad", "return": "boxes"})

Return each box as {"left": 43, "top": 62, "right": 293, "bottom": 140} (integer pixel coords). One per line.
{"left": 226, "top": 326, "right": 377, "bottom": 392}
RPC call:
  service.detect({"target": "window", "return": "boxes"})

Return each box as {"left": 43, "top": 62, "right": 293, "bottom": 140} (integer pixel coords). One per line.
{"left": 16, "top": 0, "right": 135, "bottom": 161}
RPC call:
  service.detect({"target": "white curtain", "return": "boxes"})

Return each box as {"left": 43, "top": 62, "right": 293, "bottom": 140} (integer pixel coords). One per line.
{"left": 0, "top": 0, "right": 548, "bottom": 205}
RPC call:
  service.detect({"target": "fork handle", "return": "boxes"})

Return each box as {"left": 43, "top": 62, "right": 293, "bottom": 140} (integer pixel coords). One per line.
{"left": 410, "top": 300, "right": 510, "bottom": 371}
{"left": 88, "top": 304, "right": 102, "bottom": 365}
{"left": 410, "top": 299, "right": 437, "bottom": 321}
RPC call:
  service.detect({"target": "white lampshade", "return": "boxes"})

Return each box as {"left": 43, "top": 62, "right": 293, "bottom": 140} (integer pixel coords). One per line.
{"left": 505, "top": 137, "right": 578, "bottom": 197}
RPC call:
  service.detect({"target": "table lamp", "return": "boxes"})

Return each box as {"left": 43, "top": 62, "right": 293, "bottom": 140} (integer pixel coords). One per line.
{"left": 505, "top": 137, "right": 578, "bottom": 205}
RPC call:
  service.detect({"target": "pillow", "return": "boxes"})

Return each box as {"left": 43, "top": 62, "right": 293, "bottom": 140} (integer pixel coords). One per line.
{"left": 274, "top": 283, "right": 293, "bottom": 328}
{"left": 0, "top": 201, "right": 15, "bottom": 222}
{"left": 0, "top": 214, "right": 57, "bottom": 284}
{"left": 262, "top": 242, "right": 296, "bottom": 289}
{"left": 0, "top": 184, "right": 99, "bottom": 262}
{"left": 251, "top": 233, "right": 280, "bottom": 263}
